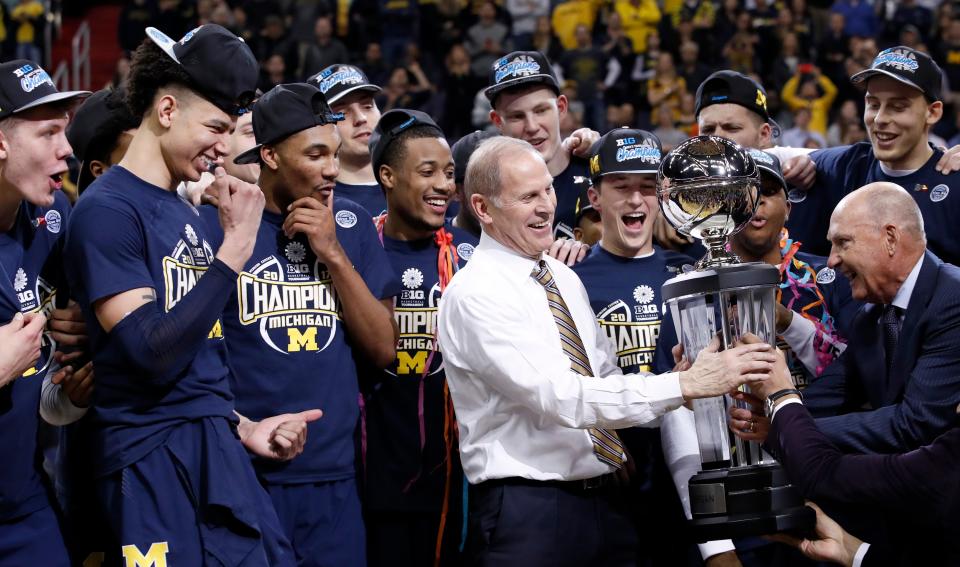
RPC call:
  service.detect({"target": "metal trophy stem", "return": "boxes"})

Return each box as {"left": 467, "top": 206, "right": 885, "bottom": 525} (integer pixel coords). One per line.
{"left": 657, "top": 136, "right": 814, "bottom": 542}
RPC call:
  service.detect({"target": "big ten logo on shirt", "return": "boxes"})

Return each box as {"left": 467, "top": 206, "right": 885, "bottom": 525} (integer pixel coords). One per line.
{"left": 390, "top": 267, "right": 443, "bottom": 377}
{"left": 162, "top": 223, "right": 222, "bottom": 339}
{"left": 8, "top": 265, "right": 57, "bottom": 377}
{"left": 596, "top": 284, "right": 662, "bottom": 372}
{"left": 237, "top": 238, "right": 340, "bottom": 354}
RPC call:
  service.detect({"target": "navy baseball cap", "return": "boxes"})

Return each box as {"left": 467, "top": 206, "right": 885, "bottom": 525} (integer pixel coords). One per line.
{"left": 234, "top": 83, "right": 343, "bottom": 165}
{"left": 368, "top": 109, "right": 444, "bottom": 184}
{"left": 0, "top": 59, "right": 89, "bottom": 121}
{"left": 588, "top": 128, "right": 662, "bottom": 183}
{"left": 146, "top": 24, "right": 259, "bottom": 116}
{"left": 308, "top": 64, "right": 382, "bottom": 105}
{"left": 746, "top": 148, "right": 786, "bottom": 193}
{"left": 452, "top": 130, "right": 496, "bottom": 184}
{"left": 67, "top": 88, "right": 140, "bottom": 193}
{"left": 574, "top": 177, "right": 596, "bottom": 225}
{"left": 696, "top": 71, "right": 770, "bottom": 121}
{"left": 850, "top": 46, "right": 943, "bottom": 101}
{"left": 484, "top": 51, "right": 560, "bottom": 105}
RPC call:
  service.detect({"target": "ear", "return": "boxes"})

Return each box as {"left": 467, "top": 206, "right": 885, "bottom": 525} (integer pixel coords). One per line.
{"left": 758, "top": 122, "right": 772, "bottom": 147}
{"left": 471, "top": 193, "right": 494, "bottom": 226}
{"left": 587, "top": 185, "right": 601, "bottom": 213}
{"left": 489, "top": 109, "right": 503, "bottom": 130}
{"left": 155, "top": 93, "right": 178, "bottom": 129}
{"left": 556, "top": 94, "right": 568, "bottom": 118}
{"left": 784, "top": 198, "right": 792, "bottom": 222}
{"left": 379, "top": 164, "right": 396, "bottom": 193}
{"left": 883, "top": 223, "right": 900, "bottom": 256}
{"left": 89, "top": 160, "right": 108, "bottom": 178}
{"left": 573, "top": 226, "right": 584, "bottom": 241}
{"left": 0, "top": 127, "right": 11, "bottom": 161}
{"left": 927, "top": 100, "right": 944, "bottom": 126}
{"left": 261, "top": 145, "right": 280, "bottom": 171}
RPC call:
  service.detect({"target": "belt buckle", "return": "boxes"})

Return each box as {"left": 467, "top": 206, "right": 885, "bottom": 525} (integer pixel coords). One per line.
{"left": 581, "top": 476, "right": 604, "bottom": 490}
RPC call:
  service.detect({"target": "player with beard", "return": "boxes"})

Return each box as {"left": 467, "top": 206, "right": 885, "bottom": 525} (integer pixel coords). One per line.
{"left": 485, "top": 51, "right": 599, "bottom": 242}
{"left": 0, "top": 58, "right": 87, "bottom": 565}
{"left": 309, "top": 64, "right": 389, "bottom": 219}
{"left": 203, "top": 82, "right": 399, "bottom": 566}
{"left": 64, "top": 25, "right": 318, "bottom": 565}
{"left": 362, "top": 109, "right": 479, "bottom": 567}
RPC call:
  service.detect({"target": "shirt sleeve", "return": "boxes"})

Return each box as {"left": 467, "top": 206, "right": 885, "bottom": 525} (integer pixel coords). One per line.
{"left": 781, "top": 314, "right": 819, "bottom": 375}
{"left": 439, "top": 289, "right": 685, "bottom": 430}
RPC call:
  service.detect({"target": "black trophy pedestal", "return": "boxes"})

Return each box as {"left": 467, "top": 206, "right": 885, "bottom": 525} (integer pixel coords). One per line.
{"left": 687, "top": 463, "right": 815, "bottom": 542}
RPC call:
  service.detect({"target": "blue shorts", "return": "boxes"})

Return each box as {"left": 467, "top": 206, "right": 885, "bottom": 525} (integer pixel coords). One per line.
{"left": 0, "top": 505, "right": 69, "bottom": 566}
{"left": 266, "top": 478, "right": 366, "bottom": 567}
{"left": 96, "top": 417, "right": 295, "bottom": 566}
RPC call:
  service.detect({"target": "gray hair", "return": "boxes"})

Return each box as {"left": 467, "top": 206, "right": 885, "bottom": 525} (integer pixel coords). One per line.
{"left": 464, "top": 136, "right": 543, "bottom": 205}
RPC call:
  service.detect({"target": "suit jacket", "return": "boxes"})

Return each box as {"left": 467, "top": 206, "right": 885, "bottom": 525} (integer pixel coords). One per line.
{"left": 767, "top": 403, "right": 960, "bottom": 566}
{"left": 803, "top": 251, "right": 960, "bottom": 453}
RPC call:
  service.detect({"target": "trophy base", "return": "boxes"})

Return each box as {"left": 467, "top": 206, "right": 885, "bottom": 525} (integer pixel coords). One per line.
{"left": 687, "top": 463, "right": 816, "bottom": 542}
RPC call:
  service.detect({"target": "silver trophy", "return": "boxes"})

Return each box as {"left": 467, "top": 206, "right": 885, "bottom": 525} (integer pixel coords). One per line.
{"left": 658, "top": 136, "right": 814, "bottom": 541}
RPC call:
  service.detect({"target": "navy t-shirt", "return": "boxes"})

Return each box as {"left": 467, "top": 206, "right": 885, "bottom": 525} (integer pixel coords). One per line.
{"left": 0, "top": 192, "right": 69, "bottom": 520}
{"left": 65, "top": 166, "right": 234, "bottom": 477}
{"left": 200, "top": 199, "right": 400, "bottom": 484}
{"left": 802, "top": 143, "right": 960, "bottom": 264}
{"left": 362, "top": 227, "right": 477, "bottom": 512}
{"left": 552, "top": 156, "right": 591, "bottom": 239}
{"left": 335, "top": 181, "right": 386, "bottom": 220}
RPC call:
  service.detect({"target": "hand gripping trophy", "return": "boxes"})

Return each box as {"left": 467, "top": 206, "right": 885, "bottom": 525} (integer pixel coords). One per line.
{"left": 658, "top": 136, "right": 815, "bottom": 541}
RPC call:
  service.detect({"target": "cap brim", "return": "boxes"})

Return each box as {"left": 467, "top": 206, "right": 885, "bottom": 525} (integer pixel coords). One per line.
{"left": 758, "top": 166, "right": 787, "bottom": 189}
{"left": 15, "top": 90, "right": 91, "bottom": 114}
{"left": 233, "top": 144, "right": 263, "bottom": 165}
{"left": 484, "top": 75, "right": 559, "bottom": 102}
{"left": 594, "top": 168, "right": 659, "bottom": 179}
{"left": 326, "top": 84, "right": 382, "bottom": 104}
{"left": 145, "top": 27, "right": 180, "bottom": 63}
{"left": 850, "top": 68, "right": 925, "bottom": 94}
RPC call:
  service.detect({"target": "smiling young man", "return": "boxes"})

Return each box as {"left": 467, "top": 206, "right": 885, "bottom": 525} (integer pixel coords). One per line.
{"left": 362, "top": 109, "right": 478, "bottom": 567}
{"left": 309, "top": 64, "right": 388, "bottom": 219}
{"left": 804, "top": 46, "right": 960, "bottom": 266}
{"left": 485, "top": 51, "right": 598, "bottom": 240}
{"left": 204, "top": 82, "right": 399, "bottom": 566}
{"left": 0, "top": 58, "right": 88, "bottom": 566}
{"left": 64, "top": 25, "right": 320, "bottom": 565}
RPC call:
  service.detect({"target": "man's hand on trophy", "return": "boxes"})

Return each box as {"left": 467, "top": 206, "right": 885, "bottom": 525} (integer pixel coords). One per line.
{"left": 678, "top": 334, "right": 775, "bottom": 400}
{"left": 738, "top": 334, "right": 794, "bottom": 400}
{"left": 729, "top": 390, "right": 770, "bottom": 442}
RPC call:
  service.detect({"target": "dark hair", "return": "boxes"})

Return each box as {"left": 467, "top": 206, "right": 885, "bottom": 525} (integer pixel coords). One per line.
{"left": 85, "top": 89, "right": 141, "bottom": 165}
{"left": 380, "top": 124, "right": 445, "bottom": 174}
{"left": 125, "top": 40, "right": 199, "bottom": 118}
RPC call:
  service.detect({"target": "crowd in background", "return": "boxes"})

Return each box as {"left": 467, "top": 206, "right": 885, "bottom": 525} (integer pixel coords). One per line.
{"left": 114, "top": 0, "right": 960, "bottom": 151}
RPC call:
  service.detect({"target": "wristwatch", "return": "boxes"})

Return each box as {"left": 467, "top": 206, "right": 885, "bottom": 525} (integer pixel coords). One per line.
{"left": 765, "top": 388, "right": 802, "bottom": 417}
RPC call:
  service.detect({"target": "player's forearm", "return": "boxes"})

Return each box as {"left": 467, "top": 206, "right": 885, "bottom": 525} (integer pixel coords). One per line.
{"left": 325, "top": 252, "right": 397, "bottom": 369}
{"left": 215, "top": 233, "right": 256, "bottom": 273}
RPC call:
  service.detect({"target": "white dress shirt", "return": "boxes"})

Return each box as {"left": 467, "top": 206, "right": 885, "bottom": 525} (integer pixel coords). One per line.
{"left": 438, "top": 233, "right": 685, "bottom": 483}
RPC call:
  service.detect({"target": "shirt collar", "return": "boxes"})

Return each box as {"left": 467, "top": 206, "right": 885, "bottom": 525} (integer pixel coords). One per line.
{"left": 477, "top": 231, "right": 542, "bottom": 282}
{"left": 891, "top": 254, "right": 924, "bottom": 311}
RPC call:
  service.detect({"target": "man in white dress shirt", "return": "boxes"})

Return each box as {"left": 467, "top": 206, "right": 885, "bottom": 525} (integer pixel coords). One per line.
{"left": 437, "top": 136, "right": 777, "bottom": 566}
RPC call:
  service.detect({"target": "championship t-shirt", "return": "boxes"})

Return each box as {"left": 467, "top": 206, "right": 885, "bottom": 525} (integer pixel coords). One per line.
{"left": 805, "top": 143, "right": 960, "bottom": 264}
{"left": 552, "top": 156, "right": 591, "bottom": 239}
{"left": 335, "top": 181, "right": 386, "bottom": 220}
{"left": 362, "top": 227, "right": 477, "bottom": 511}
{"left": 200, "top": 198, "right": 400, "bottom": 484}
{"left": 65, "top": 166, "right": 234, "bottom": 477}
{"left": 0, "top": 191, "right": 69, "bottom": 519}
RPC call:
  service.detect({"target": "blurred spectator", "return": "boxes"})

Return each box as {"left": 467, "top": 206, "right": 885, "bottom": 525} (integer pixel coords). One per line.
{"left": 400, "top": 42, "right": 441, "bottom": 85}
{"left": 669, "top": 0, "right": 715, "bottom": 56}
{"left": 152, "top": 0, "right": 196, "bottom": 42}
{"left": 601, "top": 12, "right": 635, "bottom": 89}
{"left": 252, "top": 15, "right": 299, "bottom": 74}
{"left": 724, "top": 24, "right": 760, "bottom": 74}
{"left": 559, "top": 81, "right": 585, "bottom": 138}
{"left": 466, "top": 1, "right": 511, "bottom": 77}
{"left": 781, "top": 107, "right": 826, "bottom": 148}
{"left": 110, "top": 56, "right": 131, "bottom": 90}
{"left": 439, "top": 43, "right": 485, "bottom": 141}
{"left": 559, "top": 24, "right": 610, "bottom": 129}
{"left": 286, "top": 0, "right": 332, "bottom": 45}
{"left": 378, "top": 0, "right": 419, "bottom": 66}
{"left": 677, "top": 41, "right": 710, "bottom": 95}
{"left": 361, "top": 43, "right": 391, "bottom": 87}
{"left": 826, "top": 99, "right": 860, "bottom": 146}
{"left": 781, "top": 66, "right": 837, "bottom": 136}
{"left": 888, "top": 0, "right": 934, "bottom": 44}
{"left": 789, "top": 0, "right": 814, "bottom": 51}
{"left": 605, "top": 99, "right": 636, "bottom": 130}
{"left": 232, "top": 5, "right": 254, "bottom": 42}
{"left": 677, "top": 91, "right": 697, "bottom": 135}
{"left": 302, "top": 16, "right": 350, "bottom": 78}
{"left": 900, "top": 24, "right": 924, "bottom": 50}
{"left": 532, "top": 16, "right": 563, "bottom": 62}
{"left": 831, "top": 0, "right": 879, "bottom": 39}
{"left": 258, "top": 53, "right": 290, "bottom": 92}
{"left": 646, "top": 52, "right": 685, "bottom": 120}
{"left": 11, "top": 0, "right": 43, "bottom": 63}
{"left": 614, "top": 0, "right": 661, "bottom": 54}
{"left": 552, "top": 0, "right": 597, "bottom": 52}
{"left": 242, "top": 0, "right": 283, "bottom": 32}
{"left": 714, "top": 0, "right": 742, "bottom": 61}
{"left": 652, "top": 103, "right": 687, "bottom": 153}
{"left": 209, "top": 2, "right": 236, "bottom": 30}
{"left": 377, "top": 65, "right": 433, "bottom": 112}
{"left": 841, "top": 120, "right": 867, "bottom": 145}
{"left": 470, "top": 89, "right": 496, "bottom": 132}
{"left": 818, "top": 11, "right": 850, "bottom": 86}
{"left": 935, "top": 19, "right": 960, "bottom": 105}
{"left": 507, "top": 0, "right": 549, "bottom": 51}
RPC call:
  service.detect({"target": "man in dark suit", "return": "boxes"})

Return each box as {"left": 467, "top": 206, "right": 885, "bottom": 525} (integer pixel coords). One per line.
{"left": 731, "top": 181, "right": 960, "bottom": 454}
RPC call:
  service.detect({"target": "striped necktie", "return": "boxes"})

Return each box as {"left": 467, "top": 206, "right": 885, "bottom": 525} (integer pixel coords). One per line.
{"left": 532, "top": 260, "right": 624, "bottom": 469}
